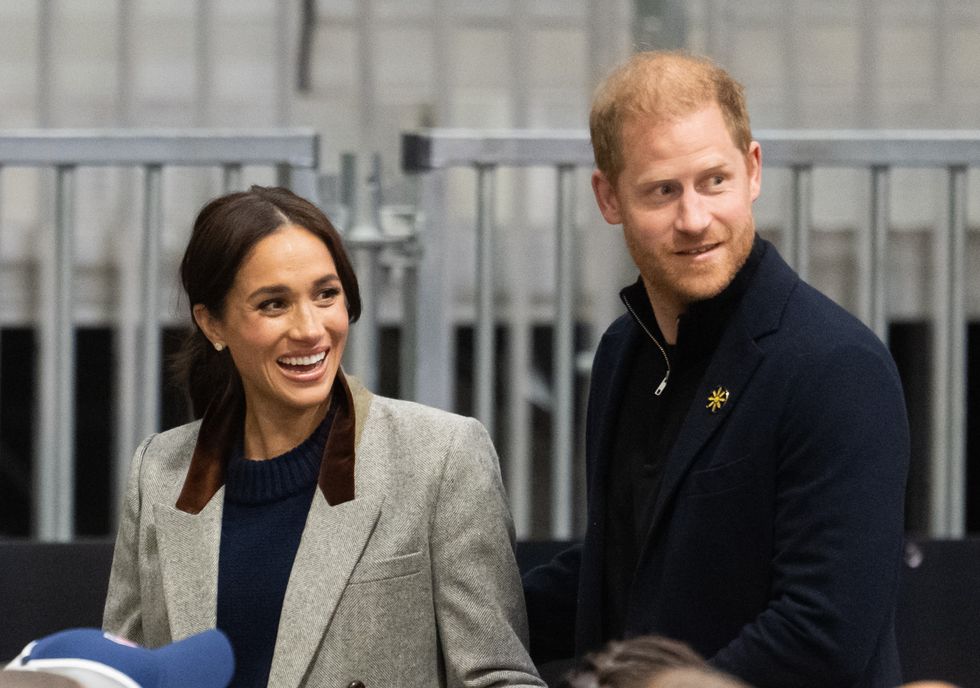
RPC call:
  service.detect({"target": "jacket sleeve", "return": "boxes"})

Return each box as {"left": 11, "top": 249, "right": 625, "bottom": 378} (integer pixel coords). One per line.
{"left": 522, "top": 544, "right": 582, "bottom": 664}
{"left": 429, "top": 416, "right": 546, "bottom": 688}
{"left": 102, "top": 435, "right": 153, "bottom": 644}
{"left": 710, "top": 342, "right": 909, "bottom": 687}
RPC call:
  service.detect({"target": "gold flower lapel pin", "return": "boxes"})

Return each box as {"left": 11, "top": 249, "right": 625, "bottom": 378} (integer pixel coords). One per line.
{"left": 706, "top": 386, "right": 730, "bottom": 413}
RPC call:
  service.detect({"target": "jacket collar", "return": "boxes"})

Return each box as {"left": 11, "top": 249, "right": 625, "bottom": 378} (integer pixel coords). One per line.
{"left": 629, "top": 241, "right": 799, "bottom": 594}
{"left": 619, "top": 235, "right": 767, "bottom": 363}
{"left": 156, "top": 372, "right": 381, "bottom": 683}
{"left": 175, "top": 369, "right": 360, "bottom": 513}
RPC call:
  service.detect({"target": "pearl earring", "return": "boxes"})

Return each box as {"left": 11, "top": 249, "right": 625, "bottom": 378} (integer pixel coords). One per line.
{"left": 214, "top": 342, "right": 225, "bottom": 352}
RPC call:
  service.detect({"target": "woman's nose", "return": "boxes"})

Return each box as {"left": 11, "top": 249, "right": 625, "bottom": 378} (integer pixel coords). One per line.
{"left": 289, "top": 301, "right": 322, "bottom": 340}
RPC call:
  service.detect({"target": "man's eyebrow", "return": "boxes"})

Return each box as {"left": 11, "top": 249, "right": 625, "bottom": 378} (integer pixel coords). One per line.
{"left": 700, "top": 162, "right": 732, "bottom": 175}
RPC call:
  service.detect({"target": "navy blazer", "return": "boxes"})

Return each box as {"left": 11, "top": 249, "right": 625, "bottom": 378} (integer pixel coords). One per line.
{"left": 525, "top": 241, "right": 910, "bottom": 688}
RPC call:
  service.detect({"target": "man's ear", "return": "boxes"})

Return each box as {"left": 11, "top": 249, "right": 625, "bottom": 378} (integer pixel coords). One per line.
{"left": 592, "top": 169, "right": 623, "bottom": 225}
{"left": 747, "top": 140, "right": 762, "bottom": 202}
{"left": 192, "top": 304, "right": 223, "bottom": 348}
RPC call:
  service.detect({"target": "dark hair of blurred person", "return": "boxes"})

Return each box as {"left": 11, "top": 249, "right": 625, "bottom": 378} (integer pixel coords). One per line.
{"left": 560, "top": 635, "right": 749, "bottom": 688}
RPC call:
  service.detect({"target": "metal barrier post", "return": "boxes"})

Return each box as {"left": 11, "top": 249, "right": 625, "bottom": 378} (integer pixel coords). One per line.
{"left": 865, "top": 166, "right": 890, "bottom": 342}
{"left": 36, "top": 165, "right": 76, "bottom": 541}
{"left": 788, "top": 165, "right": 812, "bottom": 280}
{"left": 475, "top": 165, "right": 497, "bottom": 435}
{"left": 139, "top": 165, "right": 163, "bottom": 439}
{"left": 552, "top": 165, "right": 577, "bottom": 539}
{"left": 929, "top": 166, "right": 967, "bottom": 537}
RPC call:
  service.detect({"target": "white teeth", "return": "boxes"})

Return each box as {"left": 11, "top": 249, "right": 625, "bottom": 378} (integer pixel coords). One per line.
{"left": 278, "top": 351, "right": 326, "bottom": 366}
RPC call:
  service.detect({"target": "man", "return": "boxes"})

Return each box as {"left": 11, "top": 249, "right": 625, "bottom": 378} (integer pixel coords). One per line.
{"left": 523, "top": 51, "right": 909, "bottom": 688}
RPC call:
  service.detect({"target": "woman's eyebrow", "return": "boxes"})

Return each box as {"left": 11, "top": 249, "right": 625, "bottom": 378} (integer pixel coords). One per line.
{"left": 246, "top": 284, "right": 290, "bottom": 300}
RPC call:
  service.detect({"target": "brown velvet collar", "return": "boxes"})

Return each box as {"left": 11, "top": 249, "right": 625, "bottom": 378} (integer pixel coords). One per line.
{"left": 175, "top": 369, "right": 357, "bottom": 514}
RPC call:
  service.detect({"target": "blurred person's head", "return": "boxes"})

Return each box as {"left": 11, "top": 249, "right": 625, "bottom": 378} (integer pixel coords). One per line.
{"left": 176, "top": 185, "right": 360, "bottom": 419}
{"left": 644, "top": 667, "right": 751, "bottom": 688}
{"left": 559, "top": 635, "right": 749, "bottom": 688}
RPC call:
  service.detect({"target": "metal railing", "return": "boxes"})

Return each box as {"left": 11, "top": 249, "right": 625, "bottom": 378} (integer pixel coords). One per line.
{"left": 0, "top": 130, "right": 322, "bottom": 541}
{"left": 403, "top": 128, "right": 977, "bottom": 539}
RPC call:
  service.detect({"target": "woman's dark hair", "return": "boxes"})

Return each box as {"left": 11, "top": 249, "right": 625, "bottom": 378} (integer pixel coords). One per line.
{"left": 174, "top": 185, "right": 360, "bottom": 418}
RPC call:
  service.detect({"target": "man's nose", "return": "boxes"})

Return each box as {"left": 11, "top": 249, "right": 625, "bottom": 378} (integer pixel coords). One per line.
{"left": 673, "top": 189, "right": 711, "bottom": 234}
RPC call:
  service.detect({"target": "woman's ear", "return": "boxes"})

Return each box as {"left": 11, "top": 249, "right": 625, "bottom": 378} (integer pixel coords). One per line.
{"left": 192, "top": 304, "right": 224, "bottom": 350}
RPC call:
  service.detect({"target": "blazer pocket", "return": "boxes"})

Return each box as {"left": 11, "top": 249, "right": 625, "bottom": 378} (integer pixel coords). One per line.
{"left": 349, "top": 550, "right": 424, "bottom": 584}
{"left": 681, "top": 457, "right": 755, "bottom": 497}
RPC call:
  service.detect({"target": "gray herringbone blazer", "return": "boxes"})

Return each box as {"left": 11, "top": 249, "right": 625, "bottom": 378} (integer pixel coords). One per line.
{"left": 103, "top": 374, "right": 544, "bottom": 688}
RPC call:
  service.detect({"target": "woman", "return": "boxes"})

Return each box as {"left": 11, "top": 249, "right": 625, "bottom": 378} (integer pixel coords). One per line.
{"left": 103, "top": 186, "right": 544, "bottom": 688}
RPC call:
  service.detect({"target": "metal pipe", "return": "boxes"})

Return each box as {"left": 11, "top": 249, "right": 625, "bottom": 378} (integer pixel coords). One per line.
{"left": 929, "top": 166, "right": 967, "bottom": 537}
{"left": 116, "top": 0, "right": 134, "bottom": 126}
{"left": 276, "top": 1, "right": 294, "bottom": 125}
{"left": 36, "top": 165, "right": 76, "bottom": 541}
{"left": 113, "top": 265, "right": 140, "bottom": 526}
{"left": 342, "top": 154, "right": 380, "bottom": 391}
{"left": 866, "top": 166, "right": 889, "bottom": 342}
{"left": 551, "top": 165, "right": 576, "bottom": 539}
{"left": 506, "top": 316, "right": 531, "bottom": 538}
{"left": 788, "top": 165, "right": 812, "bottom": 280}
{"left": 411, "top": 169, "right": 454, "bottom": 411}
{"left": 37, "top": 0, "right": 53, "bottom": 128}
{"left": 140, "top": 165, "right": 163, "bottom": 440}
{"left": 297, "top": 0, "right": 316, "bottom": 93}
{"left": 194, "top": 0, "right": 213, "bottom": 127}
{"left": 222, "top": 164, "right": 243, "bottom": 193}
{"left": 475, "top": 165, "right": 497, "bottom": 435}
{"left": 399, "top": 246, "right": 419, "bottom": 401}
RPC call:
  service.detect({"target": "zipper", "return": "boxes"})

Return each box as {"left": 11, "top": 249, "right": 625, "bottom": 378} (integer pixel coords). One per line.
{"left": 622, "top": 294, "right": 670, "bottom": 396}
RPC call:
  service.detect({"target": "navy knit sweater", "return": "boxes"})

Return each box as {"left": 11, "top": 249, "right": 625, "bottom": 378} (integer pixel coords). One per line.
{"left": 217, "top": 409, "right": 333, "bottom": 688}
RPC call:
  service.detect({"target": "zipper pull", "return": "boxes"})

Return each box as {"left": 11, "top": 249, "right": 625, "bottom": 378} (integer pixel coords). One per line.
{"left": 654, "top": 373, "right": 668, "bottom": 396}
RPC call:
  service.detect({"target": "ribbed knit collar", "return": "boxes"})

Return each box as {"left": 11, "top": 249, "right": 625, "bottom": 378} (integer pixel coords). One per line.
{"left": 223, "top": 406, "right": 335, "bottom": 505}
{"left": 620, "top": 235, "right": 767, "bottom": 362}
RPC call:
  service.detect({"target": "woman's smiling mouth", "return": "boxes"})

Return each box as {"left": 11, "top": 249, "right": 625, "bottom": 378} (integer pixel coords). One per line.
{"left": 277, "top": 350, "right": 327, "bottom": 374}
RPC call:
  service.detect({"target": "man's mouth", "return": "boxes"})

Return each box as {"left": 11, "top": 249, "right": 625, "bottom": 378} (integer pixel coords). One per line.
{"left": 677, "top": 243, "right": 719, "bottom": 256}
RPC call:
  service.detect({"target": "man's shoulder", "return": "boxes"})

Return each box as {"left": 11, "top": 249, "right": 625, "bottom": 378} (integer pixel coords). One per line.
{"left": 781, "top": 278, "right": 886, "bottom": 352}
{"left": 747, "top": 241, "right": 887, "bottom": 354}
{"left": 596, "top": 311, "right": 637, "bottom": 351}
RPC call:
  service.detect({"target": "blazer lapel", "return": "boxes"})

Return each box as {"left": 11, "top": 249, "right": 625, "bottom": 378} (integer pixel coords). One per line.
{"left": 635, "top": 243, "right": 799, "bottom": 569}
{"left": 268, "top": 373, "right": 381, "bottom": 686}
{"left": 646, "top": 324, "right": 763, "bottom": 537}
{"left": 267, "top": 491, "right": 381, "bottom": 687}
{"left": 154, "top": 492, "right": 223, "bottom": 641}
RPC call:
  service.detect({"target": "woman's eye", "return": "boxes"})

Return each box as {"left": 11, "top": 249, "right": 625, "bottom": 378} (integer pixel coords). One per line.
{"left": 258, "top": 299, "right": 286, "bottom": 313}
{"left": 317, "top": 288, "right": 341, "bottom": 302}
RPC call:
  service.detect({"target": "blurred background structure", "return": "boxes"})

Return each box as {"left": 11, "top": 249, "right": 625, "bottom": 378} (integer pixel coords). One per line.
{"left": 2, "top": 0, "right": 980, "bottom": 544}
